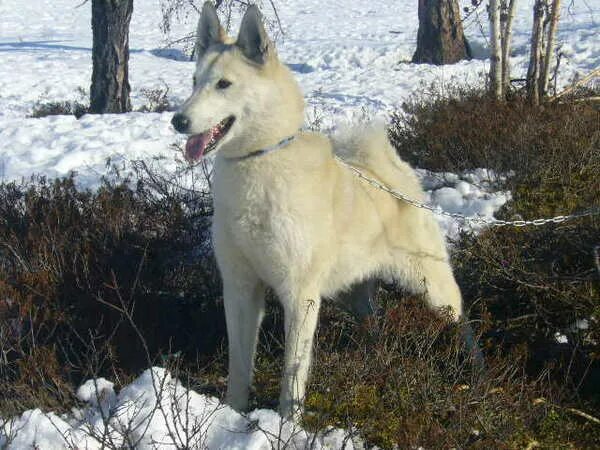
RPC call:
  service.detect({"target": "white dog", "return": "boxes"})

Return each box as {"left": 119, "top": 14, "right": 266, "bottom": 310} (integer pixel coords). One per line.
{"left": 172, "top": 2, "right": 464, "bottom": 419}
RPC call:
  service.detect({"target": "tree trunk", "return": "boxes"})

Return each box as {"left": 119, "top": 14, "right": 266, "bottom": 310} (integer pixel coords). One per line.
{"left": 527, "top": 0, "right": 545, "bottom": 105}
{"left": 90, "top": 0, "right": 134, "bottom": 114}
{"left": 412, "top": 0, "right": 471, "bottom": 65}
{"left": 501, "top": 0, "right": 518, "bottom": 94}
{"left": 489, "top": 0, "right": 503, "bottom": 99}
{"left": 541, "top": 0, "right": 561, "bottom": 96}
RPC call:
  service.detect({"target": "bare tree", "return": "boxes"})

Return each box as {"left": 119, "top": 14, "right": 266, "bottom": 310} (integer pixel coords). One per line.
{"left": 90, "top": 0, "right": 134, "bottom": 113}
{"left": 525, "top": 0, "right": 563, "bottom": 104}
{"left": 412, "top": 0, "right": 471, "bottom": 65}
{"left": 159, "top": 0, "right": 284, "bottom": 59}
{"left": 486, "top": 0, "right": 563, "bottom": 103}
{"left": 541, "top": 0, "right": 562, "bottom": 96}
{"left": 489, "top": 0, "right": 503, "bottom": 98}
{"left": 526, "top": 0, "right": 545, "bottom": 104}
{"left": 488, "top": 0, "right": 518, "bottom": 99}
{"left": 501, "top": 0, "right": 517, "bottom": 94}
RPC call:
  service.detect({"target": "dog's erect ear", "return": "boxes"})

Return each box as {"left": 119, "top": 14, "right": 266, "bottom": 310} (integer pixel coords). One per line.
{"left": 236, "top": 5, "right": 271, "bottom": 65}
{"left": 195, "top": 2, "right": 225, "bottom": 61}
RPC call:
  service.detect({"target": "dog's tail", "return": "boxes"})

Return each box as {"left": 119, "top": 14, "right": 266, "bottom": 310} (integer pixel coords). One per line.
{"left": 331, "top": 121, "right": 425, "bottom": 201}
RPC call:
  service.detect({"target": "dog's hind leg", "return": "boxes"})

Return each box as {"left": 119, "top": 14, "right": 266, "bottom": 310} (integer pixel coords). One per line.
{"left": 222, "top": 270, "right": 266, "bottom": 412}
{"left": 279, "top": 286, "right": 321, "bottom": 419}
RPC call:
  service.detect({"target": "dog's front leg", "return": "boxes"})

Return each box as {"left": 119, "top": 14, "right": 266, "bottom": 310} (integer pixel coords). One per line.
{"left": 279, "top": 290, "right": 321, "bottom": 420}
{"left": 223, "top": 273, "right": 266, "bottom": 412}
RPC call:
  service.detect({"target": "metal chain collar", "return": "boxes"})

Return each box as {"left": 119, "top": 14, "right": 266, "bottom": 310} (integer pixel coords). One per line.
{"left": 334, "top": 155, "right": 600, "bottom": 228}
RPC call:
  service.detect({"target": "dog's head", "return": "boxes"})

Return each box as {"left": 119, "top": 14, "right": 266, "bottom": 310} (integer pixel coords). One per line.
{"left": 172, "top": 2, "right": 304, "bottom": 162}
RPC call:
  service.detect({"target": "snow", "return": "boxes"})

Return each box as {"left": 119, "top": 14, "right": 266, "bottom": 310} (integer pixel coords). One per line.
{"left": 0, "top": 112, "right": 184, "bottom": 186}
{"left": 0, "top": 1, "right": 597, "bottom": 446}
{"left": 416, "top": 168, "right": 511, "bottom": 237}
{"left": 1, "top": 368, "right": 356, "bottom": 450}
{"left": 1, "top": 0, "right": 597, "bottom": 186}
{"left": 554, "top": 318, "right": 596, "bottom": 345}
{"left": 554, "top": 332, "right": 569, "bottom": 344}
{"left": 0, "top": 0, "right": 596, "bottom": 228}
{"left": 1, "top": 0, "right": 596, "bottom": 122}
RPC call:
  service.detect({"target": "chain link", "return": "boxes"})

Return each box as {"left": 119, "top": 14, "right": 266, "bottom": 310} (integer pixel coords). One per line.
{"left": 334, "top": 156, "right": 600, "bottom": 228}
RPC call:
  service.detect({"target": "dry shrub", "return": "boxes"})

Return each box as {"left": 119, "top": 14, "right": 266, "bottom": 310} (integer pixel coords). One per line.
{"left": 1, "top": 168, "right": 598, "bottom": 447}
{"left": 137, "top": 85, "right": 174, "bottom": 113}
{"left": 455, "top": 221, "right": 600, "bottom": 395}
{"left": 29, "top": 100, "right": 88, "bottom": 119}
{"left": 0, "top": 173, "right": 223, "bottom": 416}
{"left": 3, "top": 89, "right": 599, "bottom": 448}
{"left": 389, "top": 87, "right": 598, "bottom": 354}
{"left": 387, "top": 88, "right": 600, "bottom": 447}
{"left": 245, "top": 290, "right": 600, "bottom": 449}
{"left": 389, "top": 87, "right": 599, "bottom": 189}
{"left": 29, "top": 88, "right": 89, "bottom": 118}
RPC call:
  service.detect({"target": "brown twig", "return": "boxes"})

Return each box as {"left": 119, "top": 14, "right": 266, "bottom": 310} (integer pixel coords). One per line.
{"left": 553, "top": 67, "right": 600, "bottom": 99}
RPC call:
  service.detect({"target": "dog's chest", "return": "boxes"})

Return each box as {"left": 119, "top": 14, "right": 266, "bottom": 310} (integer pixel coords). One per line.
{"left": 212, "top": 160, "right": 302, "bottom": 259}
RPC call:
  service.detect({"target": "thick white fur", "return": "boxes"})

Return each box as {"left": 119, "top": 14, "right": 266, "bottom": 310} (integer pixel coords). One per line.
{"left": 177, "top": 3, "right": 463, "bottom": 420}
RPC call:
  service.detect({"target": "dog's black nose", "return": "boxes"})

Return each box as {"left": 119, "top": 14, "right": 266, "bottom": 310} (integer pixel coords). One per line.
{"left": 171, "top": 113, "right": 190, "bottom": 133}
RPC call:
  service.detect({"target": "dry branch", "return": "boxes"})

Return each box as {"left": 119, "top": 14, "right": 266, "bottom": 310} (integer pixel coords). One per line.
{"left": 553, "top": 67, "right": 600, "bottom": 99}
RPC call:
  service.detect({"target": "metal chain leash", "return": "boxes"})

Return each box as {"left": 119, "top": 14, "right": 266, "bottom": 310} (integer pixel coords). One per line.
{"left": 334, "top": 155, "right": 600, "bottom": 228}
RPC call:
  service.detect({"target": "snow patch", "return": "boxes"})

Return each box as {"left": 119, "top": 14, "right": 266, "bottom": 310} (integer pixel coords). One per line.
{"left": 419, "top": 169, "right": 511, "bottom": 238}
{"left": 1, "top": 368, "right": 358, "bottom": 449}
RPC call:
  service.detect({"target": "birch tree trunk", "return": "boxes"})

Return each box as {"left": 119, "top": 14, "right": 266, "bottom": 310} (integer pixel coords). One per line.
{"left": 489, "top": 0, "right": 503, "bottom": 99}
{"left": 526, "top": 0, "right": 545, "bottom": 105}
{"left": 90, "top": 0, "right": 134, "bottom": 114}
{"left": 541, "top": 0, "right": 561, "bottom": 96}
{"left": 501, "top": 0, "right": 517, "bottom": 94}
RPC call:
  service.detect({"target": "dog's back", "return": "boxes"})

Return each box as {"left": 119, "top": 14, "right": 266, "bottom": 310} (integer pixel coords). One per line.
{"left": 332, "top": 122, "right": 425, "bottom": 204}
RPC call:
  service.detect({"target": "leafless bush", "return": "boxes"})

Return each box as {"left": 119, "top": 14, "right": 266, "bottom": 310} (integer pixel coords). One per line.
{"left": 137, "top": 82, "right": 175, "bottom": 113}
{"left": 29, "top": 87, "right": 89, "bottom": 118}
{"left": 4, "top": 84, "right": 600, "bottom": 447}
{"left": 0, "top": 164, "right": 222, "bottom": 418}
{"left": 2, "top": 278, "right": 348, "bottom": 448}
{"left": 387, "top": 87, "right": 600, "bottom": 447}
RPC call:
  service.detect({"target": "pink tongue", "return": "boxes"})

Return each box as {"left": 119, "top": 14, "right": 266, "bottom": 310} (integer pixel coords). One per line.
{"left": 185, "top": 131, "right": 214, "bottom": 162}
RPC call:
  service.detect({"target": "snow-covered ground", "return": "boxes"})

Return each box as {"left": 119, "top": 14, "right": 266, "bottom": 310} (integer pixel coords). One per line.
{"left": 0, "top": 0, "right": 596, "bottom": 227}
{"left": 1, "top": 0, "right": 597, "bottom": 121}
{"left": 1, "top": 368, "right": 356, "bottom": 449}
{"left": 0, "top": 1, "right": 597, "bottom": 447}
{"left": 1, "top": 0, "right": 596, "bottom": 189}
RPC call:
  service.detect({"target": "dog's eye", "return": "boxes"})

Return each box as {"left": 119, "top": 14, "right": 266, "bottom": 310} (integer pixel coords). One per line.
{"left": 192, "top": 77, "right": 197, "bottom": 88}
{"left": 216, "top": 79, "right": 232, "bottom": 90}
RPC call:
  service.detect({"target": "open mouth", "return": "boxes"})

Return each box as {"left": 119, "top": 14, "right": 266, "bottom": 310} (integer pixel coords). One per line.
{"left": 185, "top": 116, "right": 235, "bottom": 162}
